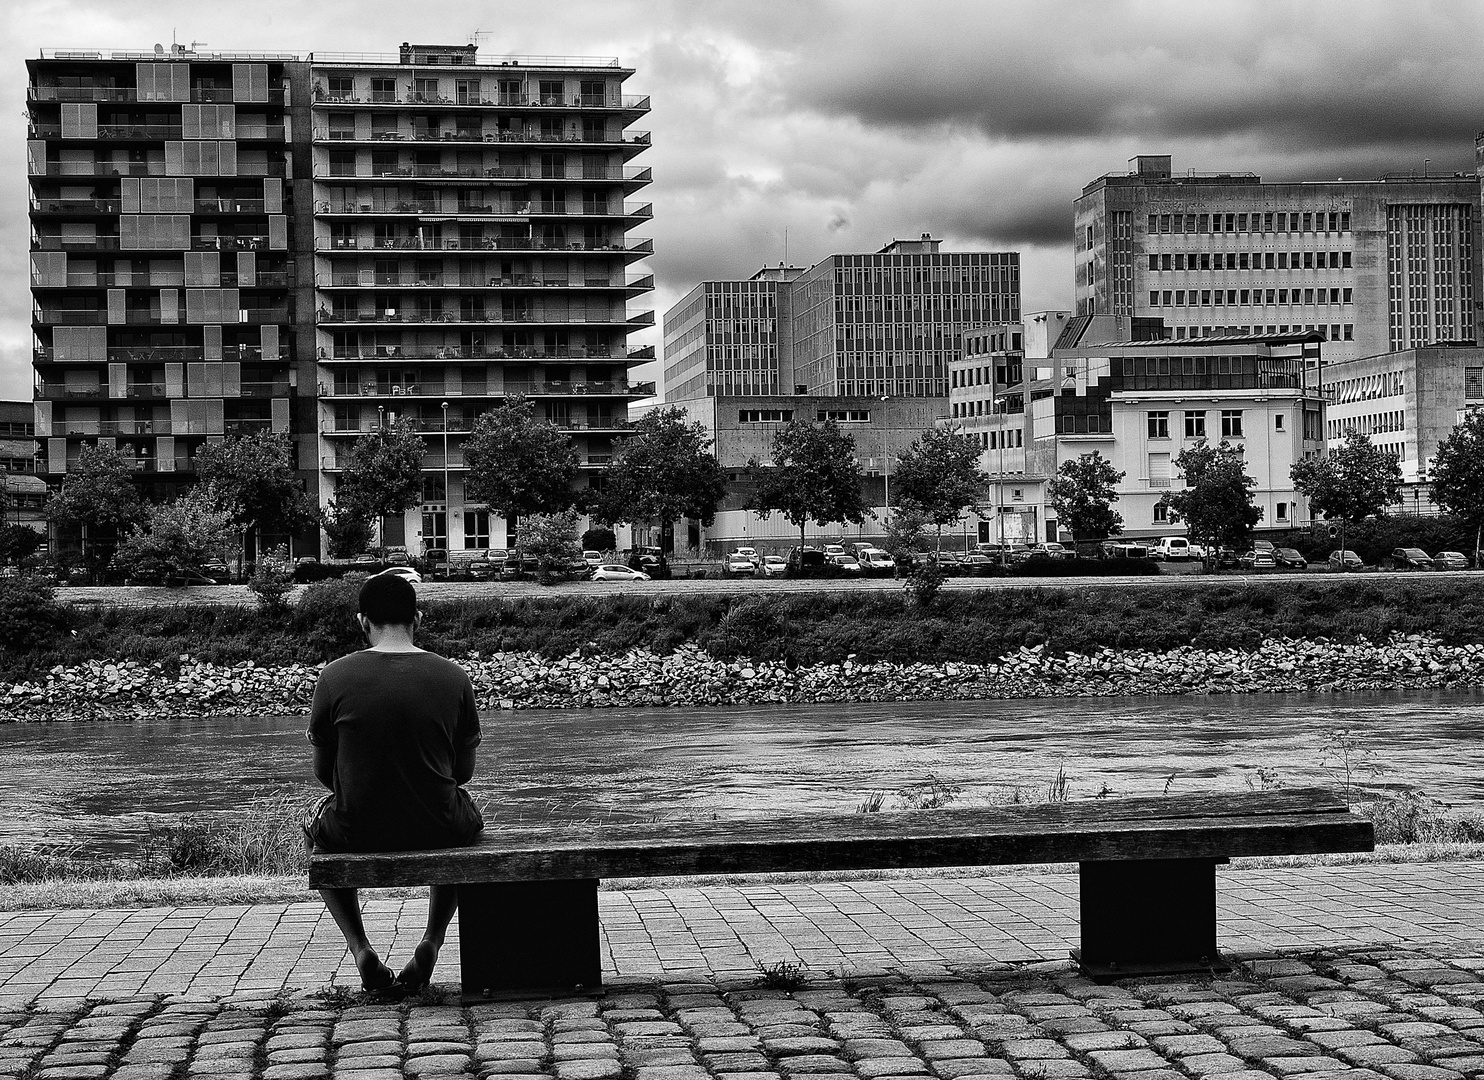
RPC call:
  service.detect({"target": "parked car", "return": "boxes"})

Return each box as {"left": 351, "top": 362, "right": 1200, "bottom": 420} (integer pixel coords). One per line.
{"left": 591, "top": 563, "right": 650, "bottom": 582}
{"left": 1273, "top": 547, "right": 1309, "bottom": 570}
{"left": 1025, "top": 542, "right": 1072, "bottom": 560}
{"left": 732, "top": 546, "right": 761, "bottom": 568}
{"left": 788, "top": 548, "right": 827, "bottom": 575}
{"left": 384, "top": 547, "right": 411, "bottom": 567}
{"left": 1386, "top": 547, "right": 1437, "bottom": 570}
{"left": 378, "top": 566, "right": 422, "bottom": 585}
{"left": 822, "top": 544, "right": 847, "bottom": 561}
{"left": 861, "top": 550, "right": 896, "bottom": 574}
{"left": 724, "top": 553, "right": 756, "bottom": 576}
{"left": 1152, "top": 537, "right": 1193, "bottom": 560}
{"left": 1100, "top": 541, "right": 1149, "bottom": 559}
{"left": 164, "top": 568, "right": 219, "bottom": 587}
{"left": 201, "top": 561, "right": 233, "bottom": 583}
{"left": 1435, "top": 550, "right": 1471, "bottom": 570}
{"left": 925, "top": 551, "right": 962, "bottom": 574}
{"left": 959, "top": 552, "right": 994, "bottom": 575}
{"left": 1328, "top": 549, "right": 1366, "bottom": 571}
{"left": 581, "top": 550, "right": 604, "bottom": 569}
{"left": 1238, "top": 549, "right": 1277, "bottom": 570}
{"left": 760, "top": 554, "right": 788, "bottom": 577}
{"left": 353, "top": 553, "right": 379, "bottom": 567}
{"left": 830, "top": 554, "right": 864, "bottom": 573}
{"left": 1252, "top": 539, "right": 1276, "bottom": 554}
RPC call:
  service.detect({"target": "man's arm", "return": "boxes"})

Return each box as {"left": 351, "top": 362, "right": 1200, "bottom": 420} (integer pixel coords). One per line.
{"left": 453, "top": 744, "right": 476, "bottom": 786}
{"left": 313, "top": 741, "right": 337, "bottom": 790}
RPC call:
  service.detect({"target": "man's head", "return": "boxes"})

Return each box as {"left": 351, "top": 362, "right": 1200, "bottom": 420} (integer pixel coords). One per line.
{"left": 358, "top": 571, "right": 418, "bottom": 629}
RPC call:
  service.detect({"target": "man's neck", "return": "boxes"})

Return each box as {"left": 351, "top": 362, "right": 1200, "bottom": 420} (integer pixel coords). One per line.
{"left": 364, "top": 625, "right": 422, "bottom": 652}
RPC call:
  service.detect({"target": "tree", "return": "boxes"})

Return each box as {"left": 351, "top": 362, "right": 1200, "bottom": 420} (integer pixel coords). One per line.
{"left": 1291, "top": 431, "right": 1403, "bottom": 558}
{"left": 892, "top": 427, "right": 986, "bottom": 551}
{"left": 515, "top": 510, "right": 580, "bottom": 584}
{"left": 321, "top": 497, "right": 375, "bottom": 560}
{"left": 1429, "top": 410, "right": 1484, "bottom": 566}
{"left": 749, "top": 418, "right": 870, "bottom": 554}
{"left": 45, "top": 445, "right": 144, "bottom": 579}
{"left": 337, "top": 419, "right": 427, "bottom": 546}
{"left": 595, "top": 406, "right": 726, "bottom": 552}
{"left": 110, "top": 486, "right": 237, "bottom": 582}
{"left": 0, "top": 524, "right": 43, "bottom": 567}
{"left": 581, "top": 525, "right": 617, "bottom": 553}
{"left": 463, "top": 397, "right": 580, "bottom": 546}
{"left": 881, "top": 506, "right": 928, "bottom": 577}
{"left": 195, "top": 431, "right": 316, "bottom": 560}
{"left": 1161, "top": 440, "right": 1263, "bottom": 564}
{"left": 1045, "top": 451, "right": 1124, "bottom": 548}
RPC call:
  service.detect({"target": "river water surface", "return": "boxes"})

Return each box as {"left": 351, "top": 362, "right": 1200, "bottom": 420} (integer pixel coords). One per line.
{"left": 1, "top": 691, "right": 1480, "bottom": 854}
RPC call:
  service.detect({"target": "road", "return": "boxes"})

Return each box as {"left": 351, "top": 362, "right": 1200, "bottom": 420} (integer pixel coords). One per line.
{"left": 51, "top": 567, "right": 1484, "bottom": 607}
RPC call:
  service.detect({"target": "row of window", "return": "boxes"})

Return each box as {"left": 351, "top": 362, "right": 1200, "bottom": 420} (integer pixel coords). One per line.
{"left": 1151, "top": 287, "right": 1353, "bottom": 306}
{"left": 1167, "top": 324, "right": 1350, "bottom": 341}
{"left": 1326, "top": 411, "right": 1406, "bottom": 439}
{"left": 1148, "top": 502, "right": 1292, "bottom": 524}
{"left": 1147, "top": 211, "right": 1351, "bottom": 236}
{"left": 1148, "top": 409, "right": 1255, "bottom": 439}
{"left": 1149, "top": 251, "right": 1352, "bottom": 271}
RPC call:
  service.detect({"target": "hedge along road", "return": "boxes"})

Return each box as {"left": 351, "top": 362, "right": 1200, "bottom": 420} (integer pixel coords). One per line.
{"left": 50, "top": 567, "right": 1484, "bottom": 608}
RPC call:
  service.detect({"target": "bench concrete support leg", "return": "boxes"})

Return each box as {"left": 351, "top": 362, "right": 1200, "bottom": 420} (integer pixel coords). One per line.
{"left": 456, "top": 879, "right": 602, "bottom": 1001}
{"left": 1073, "top": 858, "right": 1231, "bottom": 982}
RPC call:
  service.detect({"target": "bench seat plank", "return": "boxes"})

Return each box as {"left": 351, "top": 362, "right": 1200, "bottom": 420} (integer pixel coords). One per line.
{"left": 310, "top": 788, "right": 1372, "bottom": 889}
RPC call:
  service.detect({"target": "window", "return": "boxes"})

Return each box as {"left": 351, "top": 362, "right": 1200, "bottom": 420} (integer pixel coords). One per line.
{"left": 1150, "top": 291, "right": 1160, "bottom": 306}
{"left": 1184, "top": 410, "right": 1205, "bottom": 437}
{"left": 1221, "top": 410, "right": 1244, "bottom": 437}
{"left": 738, "top": 409, "right": 794, "bottom": 423}
{"left": 1153, "top": 502, "right": 1169, "bottom": 524}
{"left": 1466, "top": 367, "right": 1483, "bottom": 401}
{"left": 327, "top": 112, "right": 355, "bottom": 140}
{"left": 1149, "top": 254, "right": 1159, "bottom": 271}
{"left": 1275, "top": 413, "right": 1286, "bottom": 432}
{"left": 1147, "top": 411, "right": 1170, "bottom": 438}
{"left": 327, "top": 76, "right": 353, "bottom": 100}
{"left": 816, "top": 409, "right": 870, "bottom": 422}
{"left": 464, "top": 509, "right": 491, "bottom": 548}
{"left": 1276, "top": 503, "right": 1288, "bottom": 522}
{"left": 370, "top": 77, "right": 396, "bottom": 103}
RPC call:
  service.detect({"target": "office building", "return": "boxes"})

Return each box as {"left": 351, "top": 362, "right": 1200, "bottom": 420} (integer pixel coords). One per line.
{"left": 661, "top": 236, "right": 1020, "bottom": 402}
{"left": 27, "top": 42, "right": 654, "bottom": 556}
{"left": 1323, "top": 343, "right": 1484, "bottom": 513}
{"left": 1074, "top": 154, "right": 1482, "bottom": 362}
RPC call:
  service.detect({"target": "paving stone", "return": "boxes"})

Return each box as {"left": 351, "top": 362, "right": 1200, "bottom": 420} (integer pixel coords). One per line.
{"left": 634, "top": 1067, "right": 712, "bottom": 1080}
{"left": 899, "top": 1028, "right": 966, "bottom": 1044}
{"left": 845, "top": 1041, "right": 915, "bottom": 1061}
{"left": 110, "top": 1067, "right": 177, "bottom": 1080}
{"left": 703, "top": 1053, "right": 771, "bottom": 1072}
{"left": 712, "top": 1073, "right": 782, "bottom": 1080}
{"left": 555, "top": 1045, "right": 620, "bottom": 1062}
{"left": 1037, "top": 1019, "right": 1110, "bottom": 1036}
{"left": 1064, "top": 1031, "right": 1146, "bottom": 1052}
{"left": 553, "top": 1061, "right": 623, "bottom": 1080}
{"left": 336, "top": 1041, "right": 404, "bottom": 1059}
{"left": 930, "top": 1060, "right": 1015, "bottom": 1079}
{"left": 269, "top": 1048, "right": 328, "bottom": 1065}
{"left": 998, "top": 1062, "right": 1089, "bottom": 1080}
{"left": 34, "top": 1067, "right": 111, "bottom": 1080}
{"left": 1225, "top": 1035, "right": 1321, "bottom": 1058}
{"left": 624, "top": 1049, "right": 699, "bottom": 1068}
{"left": 1338, "top": 1046, "right": 1426, "bottom": 1067}
{"left": 1375, "top": 1067, "right": 1466, "bottom": 1080}
{"left": 1264, "top": 1057, "right": 1350, "bottom": 1075}
{"left": 854, "top": 1058, "right": 930, "bottom": 1078}
{"left": 261, "top": 1065, "right": 330, "bottom": 1080}
{"left": 765, "top": 1037, "right": 841, "bottom": 1056}
{"left": 777, "top": 1057, "right": 853, "bottom": 1076}
{"left": 332, "top": 1070, "right": 405, "bottom": 1080}
{"left": 476, "top": 1063, "right": 546, "bottom": 1075}
{"left": 1179, "top": 1053, "right": 1254, "bottom": 1076}
{"left": 998, "top": 1040, "right": 1069, "bottom": 1060}
{"left": 918, "top": 1040, "right": 985, "bottom": 1060}
{"left": 404, "top": 1055, "right": 473, "bottom": 1075}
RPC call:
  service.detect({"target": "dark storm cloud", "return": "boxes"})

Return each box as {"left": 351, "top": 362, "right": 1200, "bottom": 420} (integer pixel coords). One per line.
{"left": 778, "top": 1, "right": 1484, "bottom": 152}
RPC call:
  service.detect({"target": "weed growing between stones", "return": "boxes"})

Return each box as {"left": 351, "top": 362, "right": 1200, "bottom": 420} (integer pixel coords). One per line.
{"left": 759, "top": 960, "right": 807, "bottom": 990}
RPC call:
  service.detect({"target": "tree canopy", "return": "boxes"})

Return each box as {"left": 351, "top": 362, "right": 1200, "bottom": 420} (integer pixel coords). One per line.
{"left": 749, "top": 418, "right": 870, "bottom": 552}
{"left": 1291, "top": 431, "right": 1402, "bottom": 554}
{"left": 1428, "top": 410, "right": 1484, "bottom": 562}
{"left": 45, "top": 445, "right": 144, "bottom": 576}
{"left": 110, "top": 486, "right": 237, "bottom": 582}
{"left": 892, "top": 427, "right": 985, "bottom": 547}
{"left": 1161, "top": 440, "right": 1263, "bottom": 557}
{"left": 1045, "top": 451, "right": 1124, "bottom": 544}
{"left": 595, "top": 406, "right": 727, "bottom": 542}
{"left": 194, "top": 431, "right": 315, "bottom": 550}
{"left": 462, "top": 397, "right": 579, "bottom": 525}
{"left": 336, "top": 418, "right": 427, "bottom": 523}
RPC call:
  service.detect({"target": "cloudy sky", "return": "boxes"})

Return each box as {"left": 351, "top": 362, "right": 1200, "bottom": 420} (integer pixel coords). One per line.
{"left": 3, "top": 0, "right": 1483, "bottom": 400}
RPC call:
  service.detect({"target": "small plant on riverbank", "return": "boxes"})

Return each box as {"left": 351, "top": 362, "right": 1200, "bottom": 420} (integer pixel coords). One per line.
{"left": 1321, "top": 728, "right": 1385, "bottom": 807}
{"left": 902, "top": 564, "right": 944, "bottom": 607}
{"left": 0, "top": 577, "right": 68, "bottom": 652}
{"left": 138, "top": 793, "right": 313, "bottom": 876}
{"left": 0, "top": 843, "right": 115, "bottom": 884}
{"left": 1360, "top": 790, "right": 1484, "bottom": 844}
{"left": 247, "top": 546, "right": 294, "bottom": 614}
{"left": 897, "top": 774, "right": 962, "bottom": 810}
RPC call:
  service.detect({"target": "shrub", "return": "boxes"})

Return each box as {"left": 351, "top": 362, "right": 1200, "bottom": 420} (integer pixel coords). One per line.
{"left": 137, "top": 793, "right": 313, "bottom": 876}
{"left": 293, "top": 574, "right": 368, "bottom": 660}
{"left": 903, "top": 564, "right": 945, "bottom": 607}
{"left": 1011, "top": 557, "right": 1160, "bottom": 577}
{"left": 247, "top": 545, "right": 294, "bottom": 614}
{"left": 0, "top": 577, "right": 68, "bottom": 651}
{"left": 1361, "top": 789, "right": 1484, "bottom": 845}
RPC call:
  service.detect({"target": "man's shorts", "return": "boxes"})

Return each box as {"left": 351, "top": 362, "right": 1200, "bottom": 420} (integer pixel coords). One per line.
{"left": 301, "top": 789, "right": 484, "bottom": 855}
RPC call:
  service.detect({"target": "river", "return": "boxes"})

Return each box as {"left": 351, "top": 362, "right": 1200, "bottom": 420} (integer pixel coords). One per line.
{"left": 2, "top": 690, "right": 1480, "bottom": 854}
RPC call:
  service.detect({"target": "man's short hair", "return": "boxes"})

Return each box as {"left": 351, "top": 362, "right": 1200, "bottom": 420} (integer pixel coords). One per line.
{"left": 359, "top": 572, "right": 417, "bottom": 627}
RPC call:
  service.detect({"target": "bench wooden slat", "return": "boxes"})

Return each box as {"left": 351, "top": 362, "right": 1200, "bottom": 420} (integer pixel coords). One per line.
{"left": 310, "top": 804, "right": 1372, "bottom": 888}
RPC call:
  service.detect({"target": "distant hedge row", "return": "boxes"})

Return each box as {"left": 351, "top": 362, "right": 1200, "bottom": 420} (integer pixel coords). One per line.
{"left": 5, "top": 574, "right": 1484, "bottom": 679}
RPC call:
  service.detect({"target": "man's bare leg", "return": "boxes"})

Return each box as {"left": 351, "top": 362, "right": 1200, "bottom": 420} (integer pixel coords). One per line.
{"left": 319, "top": 887, "right": 394, "bottom": 989}
{"left": 397, "top": 884, "right": 458, "bottom": 988}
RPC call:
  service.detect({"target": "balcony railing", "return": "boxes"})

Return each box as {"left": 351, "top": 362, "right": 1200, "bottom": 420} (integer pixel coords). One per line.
{"left": 312, "top": 87, "right": 647, "bottom": 109}
{"left": 30, "top": 161, "right": 286, "bottom": 178}
{"left": 28, "top": 86, "right": 286, "bottom": 104}
{"left": 240, "top": 380, "right": 291, "bottom": 398}
{"left": 316, "top": 236, "right": 648, "bottom": 254}
{"left": 30, "top": 198, "right": 122, "bottom": 214}
{"left": 33, "top": 234, "right": 276, "bottom": 253}
{"left": 35, "top": 384, "right": 106, "bottom": 401}
{"left": 34, "top": 345, "right": 283, "bottom": 364}
{"left": 317, "top": 309, "right": 631, "bottom": 326}
{"left": 504, "top": 380, "right": 656, "bottom": 396}
{"left": 321, "top": 344, "right": 650, "bottom": 362}
{"left": 317, "top": 273, "right": 653, "bottom": 289}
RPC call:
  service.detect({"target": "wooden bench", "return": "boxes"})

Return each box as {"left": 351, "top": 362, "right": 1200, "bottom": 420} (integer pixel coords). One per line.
{"left": 309, "top": 787, "right": 1372, "bottom": 999}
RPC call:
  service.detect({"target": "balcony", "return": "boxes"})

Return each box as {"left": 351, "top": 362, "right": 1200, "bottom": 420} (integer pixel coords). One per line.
{"left": 317, "top": 309, "right": 635, "bottom": 327}
{"left": 320, "top": 343, "right": 654, "bottom": 363}
{"left": 505, "top": 380, "right": 656, "bottom": 397}
{"left": 315, "top": 236, "right": 647, "bottom": 254}
{"left": 28, "top": 86, "right": 287, "bottom": 104}
{"left": 317, "top": 272, "right": 655, "bottom": 290}
{"left": 34, "top": 309, "right": 105, "bottom": 325}
{"left": 194, "top": 198, "right": 270, "bottom": 214}
{"left": 224, "top": 419, "right": 274, "bottom": 436}
{"left": 30, "top": 161, "right": 286, "bottom": 178}
{"left": 33, "top": 344, "right": 283, "bottom": 365}
{"left": 59, "top": 419, "right": 174, "bottom": 437}
{"left": 241, "top": 380, "right": 291, "bottom": 398}
{"left": 30, "top": 198, "right": 122, "bottom": 214}
{"left": 35, "top": 384, "right": 107, "bottom": 401}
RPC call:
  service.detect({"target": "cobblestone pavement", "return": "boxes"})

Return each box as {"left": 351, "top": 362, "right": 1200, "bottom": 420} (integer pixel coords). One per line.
{"left": 0, "top": 862, "right": 1481, "bottom": 1079}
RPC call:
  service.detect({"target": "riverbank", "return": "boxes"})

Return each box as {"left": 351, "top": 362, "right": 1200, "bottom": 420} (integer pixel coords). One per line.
{"left": 7, "top": 633, "right": 1484, "bottom": 722}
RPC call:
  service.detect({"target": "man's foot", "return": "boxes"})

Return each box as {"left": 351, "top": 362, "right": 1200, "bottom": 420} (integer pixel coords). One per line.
{"left": 354, "top": 946, "right": 395, "bottom": 992}
{"left": 396, "top": 939, "right": 440, "bottom": 990}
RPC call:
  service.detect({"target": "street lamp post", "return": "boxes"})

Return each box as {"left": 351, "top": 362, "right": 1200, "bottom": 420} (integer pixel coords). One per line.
{"left": 441, "top": 401, "right": 450, "bottom": 555}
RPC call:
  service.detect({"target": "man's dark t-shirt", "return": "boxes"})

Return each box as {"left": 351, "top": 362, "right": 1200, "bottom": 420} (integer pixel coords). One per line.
{"left": 307, "top": 650, "right": 483, "bottom": 853}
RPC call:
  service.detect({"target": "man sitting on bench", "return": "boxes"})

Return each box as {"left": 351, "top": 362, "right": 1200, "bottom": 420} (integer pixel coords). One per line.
{"left": 304, "top": 571, "right": 484, "bottom": 992}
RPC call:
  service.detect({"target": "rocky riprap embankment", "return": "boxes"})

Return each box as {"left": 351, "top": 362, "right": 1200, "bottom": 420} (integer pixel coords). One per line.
{"left": 2, "top": 633, "right": 1482, "bottom": 722}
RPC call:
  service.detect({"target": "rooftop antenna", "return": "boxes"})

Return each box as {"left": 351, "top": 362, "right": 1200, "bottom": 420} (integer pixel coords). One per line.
{"left": 190, "top": 41, "right": 208, "bottom": 53}
{"left": 784, "top": 227, "right": 788, "bottom": 267}
{"left": 469, "top": 28, "right": 489, "bottom": 47}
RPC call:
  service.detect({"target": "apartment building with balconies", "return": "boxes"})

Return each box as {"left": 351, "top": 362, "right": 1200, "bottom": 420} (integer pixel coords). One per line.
{"left": 308, "top": 42, "right": 654, "bottom": 552}
{"left": 27, "top": 46, "right": 300, "bottom": 491}
{"left": 1074, "top": 154, "right": 1482, "bottom": 363}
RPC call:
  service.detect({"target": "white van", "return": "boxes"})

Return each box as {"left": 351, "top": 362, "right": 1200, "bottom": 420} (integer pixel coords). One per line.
{"left": 1154, "top": 537, "right": 1193, "bottom": 560}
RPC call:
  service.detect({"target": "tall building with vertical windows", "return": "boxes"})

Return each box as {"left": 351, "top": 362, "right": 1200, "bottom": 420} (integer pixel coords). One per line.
{"left": 1074, "top": 154, "right": 1481, "bottom": 362}
{"left": 28, "top": 47, "right": 299, "bottom": 496}
{"left": 28, "top": 42, "right": 654, "bottom": 558}
{"left": 661, "top": 235, "right": 1019, "bottom": 402}
{"left": 306, "top": 43, "right": 653, "bottom": 552}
